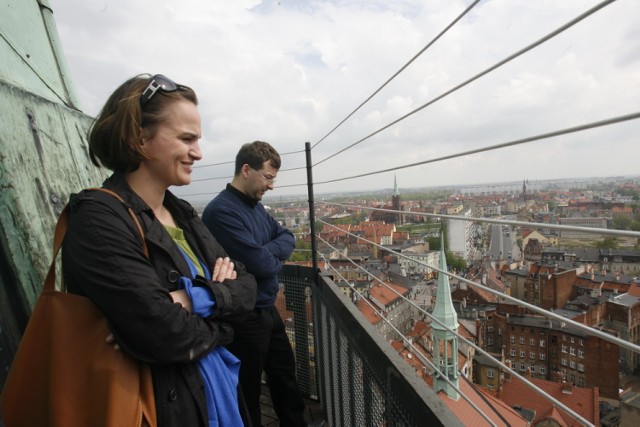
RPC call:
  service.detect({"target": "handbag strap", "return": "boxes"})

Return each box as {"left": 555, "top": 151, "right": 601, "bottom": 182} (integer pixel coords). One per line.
{"left": 44, "top": 187, "right": 149, "bottom": 292}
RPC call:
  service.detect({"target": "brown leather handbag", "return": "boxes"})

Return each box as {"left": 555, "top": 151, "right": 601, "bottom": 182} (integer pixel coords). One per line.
{"left": 0, "top": 188, "right": 156, "bottom": 427}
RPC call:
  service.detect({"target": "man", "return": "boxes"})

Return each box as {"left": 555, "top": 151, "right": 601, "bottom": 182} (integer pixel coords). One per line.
{"left": 202, "top": 141, "right": 307, "bottom": 427}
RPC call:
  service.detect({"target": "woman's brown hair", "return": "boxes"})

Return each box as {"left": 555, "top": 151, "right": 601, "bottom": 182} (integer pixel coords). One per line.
{"left": 88, "top": 74, "right": 197, "bottom": 172}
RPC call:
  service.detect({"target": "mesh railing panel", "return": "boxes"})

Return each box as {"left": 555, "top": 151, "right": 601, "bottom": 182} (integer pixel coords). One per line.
{"left": 276, "top": 265, "right": 318, "bottom": 399}
{"left": 280, "top": 264, "right": 461, "bottom": 427}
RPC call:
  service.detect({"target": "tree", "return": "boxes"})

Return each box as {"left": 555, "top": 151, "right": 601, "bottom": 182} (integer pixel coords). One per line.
{"left": 612, "top": 214, "right": 631, "bottom": 230}
{"left": 289, "top": 239, "right": 313, "bottom": 262}
{"left": 595, "top": 237, "right": 618, "bottom": 249}
{"left": 445, "top": 250, "right": 467, "bottom": 272}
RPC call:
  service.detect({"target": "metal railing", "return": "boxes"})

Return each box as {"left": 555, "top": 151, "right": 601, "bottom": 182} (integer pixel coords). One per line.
{"left": 278, "top": 264, "right": 462, "bottom": 427}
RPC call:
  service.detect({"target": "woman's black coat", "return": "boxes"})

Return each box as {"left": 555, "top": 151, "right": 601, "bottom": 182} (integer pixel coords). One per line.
{"left": 62, "top": 172, "right": 256, "bottom": 426}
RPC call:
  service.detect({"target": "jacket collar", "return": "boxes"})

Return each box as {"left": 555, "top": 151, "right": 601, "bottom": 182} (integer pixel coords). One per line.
{"left": 101, "top": 171, "right": 204, "bottom": 275}
{"left": 102, "top": 171, "right": 152, "bottom": 216}
{"left": 103, "top": 171, "right": 199, "bottom": 223}
{"left": 226, "top": 183, "right": 259, "bottom": 208}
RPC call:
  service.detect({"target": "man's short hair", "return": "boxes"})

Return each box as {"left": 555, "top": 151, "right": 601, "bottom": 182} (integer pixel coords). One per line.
{"left": 235, "top": 140, "right": 281, "bottom": 175}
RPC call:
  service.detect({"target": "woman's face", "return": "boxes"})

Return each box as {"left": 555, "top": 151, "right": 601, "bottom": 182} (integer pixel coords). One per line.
{"left": 141, "top": 99, "right": 202, "bottom": 188}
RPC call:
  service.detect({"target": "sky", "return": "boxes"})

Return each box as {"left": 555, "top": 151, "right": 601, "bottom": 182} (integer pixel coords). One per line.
{"left": 52, "top": 0, "right": 640, "bottom": 202}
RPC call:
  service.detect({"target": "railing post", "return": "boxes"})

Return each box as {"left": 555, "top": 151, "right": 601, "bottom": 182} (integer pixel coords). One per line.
{"left": 305, "top": 142, "right": 319, "bottom": 277}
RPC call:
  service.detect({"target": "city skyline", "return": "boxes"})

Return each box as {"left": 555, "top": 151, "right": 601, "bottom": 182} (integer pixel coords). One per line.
{"left": 205, "top": 173, "right": 640, "bottom": 205}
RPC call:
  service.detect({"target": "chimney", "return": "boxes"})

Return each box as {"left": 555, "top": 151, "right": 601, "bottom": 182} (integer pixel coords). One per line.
{"left": 552, "top": 371, "right": 564, "bottom": 383}
{"left": 504, "top": 360, "right": 512, "bottom": 380}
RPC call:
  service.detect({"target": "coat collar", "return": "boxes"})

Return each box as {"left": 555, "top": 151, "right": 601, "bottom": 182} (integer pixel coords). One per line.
{"left": 226, "top": 183, "right": 259, "bottom": 208}
{"left": 103, "top": 171, "right": 199, "bottom": 224}
{"left": 100, "top": 171, "right": 206, "bottom": 276}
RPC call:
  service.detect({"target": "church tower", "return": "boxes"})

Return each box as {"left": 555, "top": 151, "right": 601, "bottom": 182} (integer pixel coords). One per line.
{"left": 391, "top": 174, "right": 401, "bottom": 224}
{"left": 431, "top": 233, "right": 460, "bottom": 399}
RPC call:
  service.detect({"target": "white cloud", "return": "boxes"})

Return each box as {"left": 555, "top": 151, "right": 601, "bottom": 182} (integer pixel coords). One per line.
{"left": 52, "top": 0, "right": 640, "bottom": 201}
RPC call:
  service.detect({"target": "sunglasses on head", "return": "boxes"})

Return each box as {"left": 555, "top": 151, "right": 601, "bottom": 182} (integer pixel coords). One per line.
{"left": 140, "top": 74, "right": 181, "bottom": 107}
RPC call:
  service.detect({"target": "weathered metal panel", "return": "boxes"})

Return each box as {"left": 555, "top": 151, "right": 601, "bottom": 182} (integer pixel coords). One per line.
{"left": 0, "top": 80, "right": 107, "bottom": 386}
{"left": 0, "top": 0, "right": 80, "bottom": 108}
{"left": 0, "top": 0, "right": 96, "bottom": 387}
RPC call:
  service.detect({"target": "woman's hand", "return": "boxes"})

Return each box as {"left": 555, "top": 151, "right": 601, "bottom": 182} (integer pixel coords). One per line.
{"left": 168, "top": 258, "right": 234, "bottom": 314}
{"left": 170, "top": 289, "right": 193, "bottom": 312}
{"left": 212, "top": 257, "right": 237, "bottom": 282}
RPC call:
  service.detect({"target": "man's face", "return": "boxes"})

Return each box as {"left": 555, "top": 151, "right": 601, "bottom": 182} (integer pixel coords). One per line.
{"left": 247, "top": 160, "right": 278, "bottom": 201}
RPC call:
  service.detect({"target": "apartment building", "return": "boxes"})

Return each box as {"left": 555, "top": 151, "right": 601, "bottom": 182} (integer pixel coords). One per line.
{"left": 516, "top": 262, "right": 578, "bottom": 310}
{"left": 494, "top": 314, "right": 619, "bottom": 398}
{"left": 558, "top": 217, "right": 608, "bottom": 239}
{"left": 397, "top": 243, "right": 440, "bottom": 280}
{"left": 447, "top": 208, "right": 478, "bottom": 262}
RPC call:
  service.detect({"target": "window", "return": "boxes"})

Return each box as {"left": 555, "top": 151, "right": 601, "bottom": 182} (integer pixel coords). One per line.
{"left": 578, "top": 363, "right": 585, "bottom": 372}
{"left": 561, "top": 358, "right": 567, "bottom": 366}
{"left": 520, "top": 336, "right": 525, "bottom": 344}
{"left": 579, "top": 339, "right": 584, "bottom": 346}
{"left": 570, "top": 361, "right": 576, "bottom": 369}
{"left": 578, "top": 377, "right": 584, "bottom": 386}
{"left": 540, "top": 366, "right": 546, "bottom": 375}
{"left": 530, "top": 351, "right": 536, "bottom": 360}
{"left": 562, "top": 335, "right": 567, "bottom": 342}
{"left": 570, "top": 373, "right": 575, "bottom": 383}
{"left": 562, "top": 344, "right": 567, "bottom": 353}
{"left": 487, "top": 369, "right": 495, "bottom": 379}
{"left": 570, "top": 347, "right": 575, "bottom": 356}
{"left": 519, "top": 363, "right": 526, "bottom": 372}
{"left": 530, "top": 365, "right": 536, "bottom": 374}
{"left": 570, "top": 337, "right": 575, "bottom": 343}
{"left": 540, "top": 340, "right": 545, "bottom": 348}
{"left": 510, "top": 336, "right": 515, "bottom": 344}
{"left": 510, "top": 349, "right": 516, "bottom": 357}
{"left": 520, "top": 350, "right": 526, "bottom": 358}
{"left": 530, "top": 338, "right": 535, "bottom": 346}
{"left": 578, "top": 349, "right": 584, "bottom": 358}
{"left": 487, "top": 326, "right": 494, "bottom": 333}
{"left": 540, "top": 353, "right": 546, "bottom": 361}
{"left": 487, "top": 336, "right": 494, "bottom": 345}
{"left": 498, "top": 328, "right": 502, "bottom": 336}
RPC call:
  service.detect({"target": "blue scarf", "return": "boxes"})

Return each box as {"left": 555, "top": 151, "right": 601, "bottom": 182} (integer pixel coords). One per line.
{"left": 177, "top": 247, "right": 243, "bottom": 427}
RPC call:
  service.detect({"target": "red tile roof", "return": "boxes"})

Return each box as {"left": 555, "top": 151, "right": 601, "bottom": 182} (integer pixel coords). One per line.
{"left": 500, "top": 376, "right": 599, "bottom": 426}
{"left": 628, "top": 282, "right": 640, "bottom": 297}
{"left": 356, "top": 298, "right": 383, "bottom": 325}
{"left": 369, "top": 281, "right": 409, "bottom": 307}
{"left": 440, "top": 379, "right": 528, "bottom": 427}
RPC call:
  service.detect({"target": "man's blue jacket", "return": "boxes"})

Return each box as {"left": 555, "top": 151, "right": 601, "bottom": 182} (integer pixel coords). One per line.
{"left": 202, "top": 184, "right": 295, "bottom": 308}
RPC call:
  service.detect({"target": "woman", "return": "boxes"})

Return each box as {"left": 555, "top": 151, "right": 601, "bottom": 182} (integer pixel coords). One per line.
{"left": 62, "top": 74, "right": 256, "bottom": 426}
